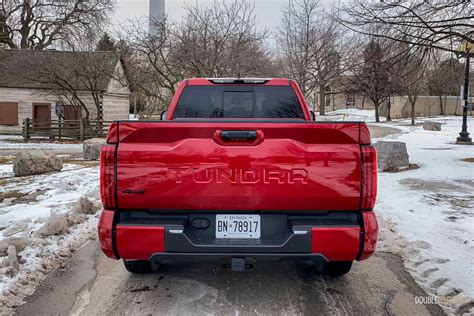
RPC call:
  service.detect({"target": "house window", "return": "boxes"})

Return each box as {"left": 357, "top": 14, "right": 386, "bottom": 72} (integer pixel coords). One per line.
{"left": 0, "top": 102, "right": 19, "bottom": 126}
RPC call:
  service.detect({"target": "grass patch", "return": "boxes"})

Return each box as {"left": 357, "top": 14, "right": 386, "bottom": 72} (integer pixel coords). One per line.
{"left": 62, "top": 159, "right": 99, "bottom": 167}
{"left": 384, "top": 164, "right": 420, "bottom": 173}
{"left": 0, "top": 190, "right": 25, "bottom": 203}
{"left": 0, "top": 189, "right": 47, "bottom": 204}
{"left": 0, "top": 156, "right": 14, "bottom": 164}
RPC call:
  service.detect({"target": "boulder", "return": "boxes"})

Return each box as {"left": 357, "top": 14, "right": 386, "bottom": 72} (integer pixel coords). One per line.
{"left": 83, "top": 138, "right": 106, "bottom": 160}
{"left": 374, "top": 141, "right": 410, "bottom": 171}
{"left": 423, "top": 121, "right": 442, "bottom": 131}
{"left": 13, "top": 150, "right": 63, "bottom": 177}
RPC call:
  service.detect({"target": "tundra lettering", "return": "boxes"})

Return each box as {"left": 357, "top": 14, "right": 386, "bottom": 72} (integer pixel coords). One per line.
{"left": 169, "top": 167, "right": 309, "bottom": 184}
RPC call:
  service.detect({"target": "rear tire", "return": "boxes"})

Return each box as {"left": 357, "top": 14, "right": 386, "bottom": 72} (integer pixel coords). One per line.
{"left": 323, "top": 261, "right": 352, "bottom": 276}
{"left": 123, "top": 260, "right": 154, "bottom": 274}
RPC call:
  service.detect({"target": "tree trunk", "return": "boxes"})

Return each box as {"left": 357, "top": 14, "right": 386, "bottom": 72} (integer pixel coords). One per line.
{"left": 386, "top": 97, "right": 392, "bottom": 122}
{"left": 319, "top": 86, "right": 326, "bottom": 116}
{"left": 439, "top": 95, "right": 444, "bottom": 115}
{"left": 444, "top": 94, "right": 448, "bottom": 115}
{"left": 410, "top": 96, "right": 417, "bottom": 125}
{"left": 454, "top": 95, "right": 459, "bottom": 115}
{"left": 133, "top": 94, "right": 137, "bottom": 118}
{"left": 374, "top": 101, "right": 380, "bottom": 123}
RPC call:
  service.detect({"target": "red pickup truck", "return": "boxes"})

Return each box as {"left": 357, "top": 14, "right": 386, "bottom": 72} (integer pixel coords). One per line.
{"left": 98, "top": 78, "right": 378, "bottom": 275}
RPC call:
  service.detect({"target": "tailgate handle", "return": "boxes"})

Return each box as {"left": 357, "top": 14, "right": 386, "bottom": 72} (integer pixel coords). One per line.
{"left": 220, "top": 130, "right": 257, "bottom": 141}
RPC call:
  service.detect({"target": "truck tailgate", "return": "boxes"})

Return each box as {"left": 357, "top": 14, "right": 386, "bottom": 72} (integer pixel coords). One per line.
{"left": 114, "top": 121, "right": 364, "bottom": 211}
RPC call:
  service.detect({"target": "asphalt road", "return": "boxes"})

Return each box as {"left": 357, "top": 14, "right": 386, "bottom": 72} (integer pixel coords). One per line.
{"left": 15, "top": 240, "right": 444, "bottom": 316}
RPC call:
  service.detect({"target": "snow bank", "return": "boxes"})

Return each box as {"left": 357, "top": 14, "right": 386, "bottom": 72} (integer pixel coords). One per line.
{"left": 375, "top": 116, "right": 474, "bottom": 314}
{"left": 0, "top": 164, "right": 100, "bottom": 312}
{"left": 0, "top": 165, "right": 99, "bottom": 229}
{"left": 0, "top": 217, "right": 98, "bottom": 311}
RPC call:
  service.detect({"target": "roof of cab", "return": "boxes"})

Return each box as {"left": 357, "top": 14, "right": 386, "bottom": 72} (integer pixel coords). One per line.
{"left": 185, "top": 78, "right": 292, "bottom": 86}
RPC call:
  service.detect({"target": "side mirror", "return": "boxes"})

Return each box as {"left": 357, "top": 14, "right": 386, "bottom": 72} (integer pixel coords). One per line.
{"left": 160, "top": 110, "right": 168, "bottom": 121}
{"left": 309, "top": 110, "right": 316, "bottom": 121}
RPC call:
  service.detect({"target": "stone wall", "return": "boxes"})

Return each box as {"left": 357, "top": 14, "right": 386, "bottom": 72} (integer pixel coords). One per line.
{"left": 310, "top": 94, "right": 377, "bottom": 112}
{"left": 379, "top": 96, "right": 471, "bottom": 119}
{"left": 329, "top": 94, "right": 376, "bottom": 111}
{"left": 325, "top": 93, "right": 471, "bottom": 118}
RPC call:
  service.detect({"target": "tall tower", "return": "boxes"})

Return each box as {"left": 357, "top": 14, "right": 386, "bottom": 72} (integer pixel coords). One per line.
{"left": 149, "top": 0, "right": 166, "bottom": 35}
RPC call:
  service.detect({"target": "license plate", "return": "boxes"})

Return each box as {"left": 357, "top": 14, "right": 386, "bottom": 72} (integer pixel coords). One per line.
{"left": 216, "top": 215, "right": 261, "bottom": 239}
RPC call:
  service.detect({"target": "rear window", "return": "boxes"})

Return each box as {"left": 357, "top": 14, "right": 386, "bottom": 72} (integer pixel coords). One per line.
{"left": 173, "top": 86, "right": 304, "bottom": 119}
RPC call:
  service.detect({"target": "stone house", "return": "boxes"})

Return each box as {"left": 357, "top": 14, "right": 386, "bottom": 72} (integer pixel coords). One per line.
{"left": 0, "top": 49, "right": 131, "bottom": 134}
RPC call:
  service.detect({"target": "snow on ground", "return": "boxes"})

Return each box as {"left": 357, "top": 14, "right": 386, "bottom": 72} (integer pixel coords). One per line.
{"left": 0, "top": 137, "right": 82, "bottom": 150}
{"left": 327, "top": 109, "right": 474, "bottom": 313}
{"left": 0, "top": 165, "right": 99, "bottom": 230}
{"left": 0, "top": 164, "right": 13, "bottom": 179}
{"left": 374, "top": 116, "right": 473, "bottom": 314}
{"left": 0, "top": 164, "right": 100, "bottom": 311}
{"left": 0, "top": 110, "right": 473, "bottom": 313}
{"left": 323, "top": 108, "right": 387, "bottom": 122}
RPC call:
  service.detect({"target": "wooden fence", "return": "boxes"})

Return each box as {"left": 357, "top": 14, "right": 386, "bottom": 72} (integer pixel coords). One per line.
{"left": 23, "top": 118, "right": 112, "bottom": 141}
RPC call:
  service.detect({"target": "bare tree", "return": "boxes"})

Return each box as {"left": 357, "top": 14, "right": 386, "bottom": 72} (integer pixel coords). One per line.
{"left": 0, "top": 0, "right": 115, "bottom": 49}
{"left": 337, "top": 0, "right": 473, "bottom": 53}
{"left": 280, "top": 0, "right": 319, "bottom": 100}
{"left": 391, "top": 45, "right": 429, "bottom": 125}
{"left": 280, "top": 0, "right": 353, "bottom": 115}
{"left": 345, "top": 39, "right": 392, "bottom": 122}
{"left": 120, "top": 0, "right": 276, "bottom": 116}
{"left": 123, "top": 17, "right": 183, "bottom": 105}
{"left": 309, "top": 17, "right": 353, "bottom": 116}
{"left": 175, "top": 0, "right": 271, "bottom": 78}
{"left": 427, "top": 57, "right": 464, "bottom": 115}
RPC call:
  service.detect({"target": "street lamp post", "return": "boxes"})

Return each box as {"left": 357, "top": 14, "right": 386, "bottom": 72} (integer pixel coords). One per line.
{"left": 456, "top": 42, "right": 472, "bottom": 144}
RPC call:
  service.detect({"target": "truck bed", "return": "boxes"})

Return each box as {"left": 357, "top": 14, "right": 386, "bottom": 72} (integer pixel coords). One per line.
{"left": 110, "top": 120, "right": 370, "bottom": 211}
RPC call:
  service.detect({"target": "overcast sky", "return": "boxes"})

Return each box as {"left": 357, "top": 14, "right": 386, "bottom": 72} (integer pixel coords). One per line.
{"left": 113, "top": 0, "right": 286, "bottom": 32}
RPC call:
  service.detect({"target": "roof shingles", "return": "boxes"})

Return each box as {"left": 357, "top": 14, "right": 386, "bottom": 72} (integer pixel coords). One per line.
{"left": 0, "top": 49, "right": 120, "bottom": 91}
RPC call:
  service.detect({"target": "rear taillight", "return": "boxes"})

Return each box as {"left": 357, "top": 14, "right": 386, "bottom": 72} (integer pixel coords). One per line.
{"left": 98, "top": 210, "right": 118, "bottom": 259}
{"left": 360, "top": 145, "right": 377, "bottom": 210}
{"left": 358, "top": 211, "right": 378, "bottom": 261}
{"left": 106, "top": 123, "right": 119, "bottom": 144}
{"left": 100, "top": 144, "right": 117, "bottom": 209}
